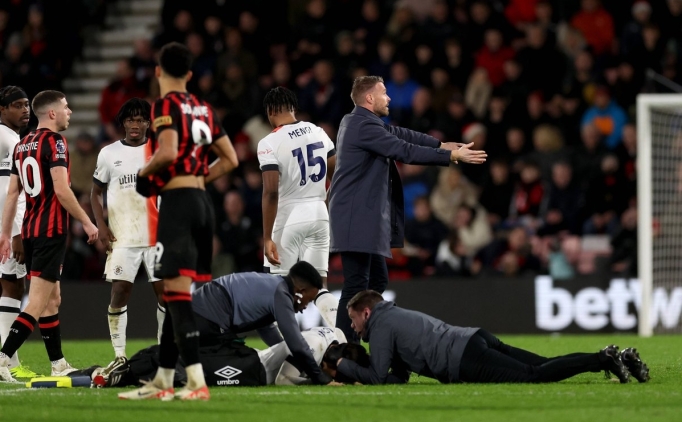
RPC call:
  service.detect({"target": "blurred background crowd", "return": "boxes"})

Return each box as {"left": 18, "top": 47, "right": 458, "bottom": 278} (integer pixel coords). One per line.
{"left": 3, "top": 0, "right": 680, "bottom": 282}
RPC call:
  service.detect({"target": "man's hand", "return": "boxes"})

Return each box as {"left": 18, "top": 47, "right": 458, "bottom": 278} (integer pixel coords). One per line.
{"left": 264, "top": 238, "right": 281, "bottom": 266}
{"left": 439, "top": 142, "right": 467, "bottom": 151}
{"left": 327, "top": 381, "right": 344, "bottom": 386}
{"left": 450, "top": 142, "right": 487, "bottom": 164}
{"left": 83, "top": 221, "right": 99, "bottom": 244}
{"left": 11, "top": 234, "right": 23, "bottom": 264}
{"left": 0, "top": 234, "right": 11, "bottom": 264}
{"left": 99, "top": 225, "right": 117, "bottom": 252}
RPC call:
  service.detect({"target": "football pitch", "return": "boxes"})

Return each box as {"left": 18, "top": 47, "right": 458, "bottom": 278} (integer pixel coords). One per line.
{"left": 0, "top": 335, "right": 680, "bottom": 422}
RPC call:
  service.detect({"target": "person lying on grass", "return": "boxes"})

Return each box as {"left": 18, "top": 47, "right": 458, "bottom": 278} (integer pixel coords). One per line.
{"left": 321, "top": 290, "right": 650, "bottom": 385}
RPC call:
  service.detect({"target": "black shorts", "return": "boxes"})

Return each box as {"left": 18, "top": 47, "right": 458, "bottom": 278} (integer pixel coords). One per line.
{"left": 23, "top": 235, "right": 67, "bottom": 282}
{"left": 154, "top": 188, "right": 214, "bottom": 281}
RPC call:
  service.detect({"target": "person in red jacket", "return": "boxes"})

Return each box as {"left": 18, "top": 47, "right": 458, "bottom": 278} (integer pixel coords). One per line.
{"left": 570, "top": 0, "right": 615, "bottom": 56}
{"left": 474, "top": 29, "right": 515, "bottom": 87}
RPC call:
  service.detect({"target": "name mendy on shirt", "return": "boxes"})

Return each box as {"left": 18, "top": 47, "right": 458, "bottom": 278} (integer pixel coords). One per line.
{"left": 288, "top": 126, "right": 312, "bottom": 139}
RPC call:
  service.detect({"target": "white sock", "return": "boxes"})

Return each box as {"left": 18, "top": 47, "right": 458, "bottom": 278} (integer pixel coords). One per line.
{"left": 185, "top": 363, "right": 206, "bottom": 389}
{"left": 108, "top": 306, "right": 127, "bottom": 358}
{"left": 314, "top": 290, "right": 338, "bottom": 328}
{"left": 0, "top": 297, "right": 21, "bottom": 368}
{"left": 156, "top": 305, "right": 165, "bottom": 345}
{"left": 154, "top": 366, "right": 175, "bottom": 389}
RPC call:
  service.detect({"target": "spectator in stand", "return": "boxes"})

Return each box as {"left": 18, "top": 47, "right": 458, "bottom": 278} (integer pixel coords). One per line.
{"left": 185, "top": 32, "right": 216, "bottom": 93}
{"left": 385, "top": 61, "right": 420, "bottom": 126}
{"left": 129, "top": 38, "right": 155, "bottom": 95}
{"left": 70, "top": 132, "right": 99, "bottom": 197}
{"left": 404, "top": 196, "right": 448, "bottom": 276}
{"left": 515, "top": 24, "right": 565, "bottom": 99}
{"left": 616, "top": 123, "right": 637, "bottom": 200}
{"left": 430, "top": 165, "right": 478, "bottom": 227}
{"left": 621, "top": 1, "right": 652, "bottom": 57}
{"left": 570, "top": 0, "right": 615, "bottom": 57}
{"left": 538, "top": 161, "right": 584, "bottom": 236}
{"left": 504, "top": 127, "right": 531, "bottom": 173}
{"left": 504, "top": 0, "right": 539, "bottom": 30}
{"left": 628, "top": 23, "right": 667, "bottom": 74}
{"left": 298, "top": 59, "right": 345, "bottom": 127}
{"left": 573, "top": 122, "right": 606, "bottom": 189}
{"left": 435, "top": 231, "right": 473, "bottom": 276}
{"left": 525, "top": 124, "right": 569, "bottom": 181}
{"left": 474, "top": 28, "right": 515, "bottom": 88}
{"left": 429, "top": 68, "right": 457, "bottom": 114}
{"left": 408, "top": 88, "right": 437, "bottom": 134}
{"left": 464, "top": 68, "right": 492, "bottom": 119}
{"left": 368, "top": 37, "right": 396, "bottom": 81}
{"left": 582, "top": 154, "right": 628, "bottom": 236}
{"left": 153, "top": 9, "right": 193, "bottom": 48}
{"left": 216, "top": 190, "right": 261, "bottom": 273}
{"left": 610, "top": 205, "right": 637, "bottom": 277}
{"left": 443, "top": 38, "right": 472, "bottom": 91}
{"left": 402, "top": 164, "right": 432, "bottom": 222}
{"left": 435, "top": 93, "right": 475, "bottom": 144}
{"left": 508, "top": 159, "right": 545, "bottom": 230}
{"left": 217, "top": 27, "right": 258, "bottom": 82}
{"left": 473, "top": 226, "right": 541, "bottom": 276}
{"left": 420, "top": 0, "right": 457, "bottom": 50}
{"left": 479, "top": 159, "right": 514, "bottom": 227}
{"left": 220, "top": 61, "right": 260, "bottom": 136}
{"left": 451, "top": 204, "right": 492, "bottom": 257}
{"left": 98, "top": 58, "right": 147, "bottom": 142}
{"left": 581, "top": 86, "right": 627, "bottom": 150}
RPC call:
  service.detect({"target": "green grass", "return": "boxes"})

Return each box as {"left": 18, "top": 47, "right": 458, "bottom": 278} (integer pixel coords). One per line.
{"left": 1, "top": 335, "right": 681, "bottom": 422}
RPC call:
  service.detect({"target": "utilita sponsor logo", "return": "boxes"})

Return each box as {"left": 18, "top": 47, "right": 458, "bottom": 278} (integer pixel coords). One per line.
{"left": 535, "top": 276, "right": 682, "bottom": 331}
{"left": 214, "top": 365, "right": 242, "bottom": 385}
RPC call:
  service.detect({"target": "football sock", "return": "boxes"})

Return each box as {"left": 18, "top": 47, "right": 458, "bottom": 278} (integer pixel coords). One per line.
{"left": 185, "top": 363, "right": 206, "bottom": 389}
{"left": 154, "top": 366, "right": 175, "bottom": 390}
{"left": 0, "top": 297, "right": 21, "bottom": 368}
{"left": 156, "top": 304, "right": 166, "bottom": 344}
{"left": 158, "top": 302, "right": 178, "bottom": 370}
{"left": 164, "top": 291, "right": 201, "bottom": 366}
{"left": 0, "top": 312, "right": 35, "bottom": 358}
{"left": 314, "top": 289, "right": 338, "bottom": 328}
{"left": 39, "top": 314, "right": 64, "bottom": 362}
{"left": 108, "top": 305, "right": 128, "bottom": 358}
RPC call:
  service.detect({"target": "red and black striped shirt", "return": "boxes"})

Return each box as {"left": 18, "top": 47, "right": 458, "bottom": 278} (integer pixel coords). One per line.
{"left": 11, "top": 128, "right": 69, "bottom": 238}
{"left": 149, "top": 91, "right": 226, "bottom": 189}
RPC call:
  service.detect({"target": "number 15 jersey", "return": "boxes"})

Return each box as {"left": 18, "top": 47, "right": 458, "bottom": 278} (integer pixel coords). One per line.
{"left": 149, "top": 91, "right": 226, "bottom": 190}
{"left": 11, "top": 128, "right": 69, "bottom": 239}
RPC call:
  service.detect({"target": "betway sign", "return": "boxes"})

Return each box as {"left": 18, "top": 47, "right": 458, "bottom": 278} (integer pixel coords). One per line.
{"left": 535, "top": 276, "right": 682, "bottom": 331}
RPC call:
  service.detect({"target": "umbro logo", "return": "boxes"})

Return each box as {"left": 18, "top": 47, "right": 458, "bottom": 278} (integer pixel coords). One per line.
{"left": 214, "top": 365, "right": 241, "bottom": 385}
{"left": 114, "top": 160, "right": 122, "bottom": 167}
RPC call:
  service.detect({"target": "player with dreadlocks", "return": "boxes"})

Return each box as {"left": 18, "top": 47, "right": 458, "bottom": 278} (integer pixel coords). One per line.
{"left": 0, "top": 86, "right": 41, "bottom": 379}
{"left": 256, "top": 87, "right": 338, "bottom": 322}
{"left": 90, "top": 98, "right": 165, "bottom": 380}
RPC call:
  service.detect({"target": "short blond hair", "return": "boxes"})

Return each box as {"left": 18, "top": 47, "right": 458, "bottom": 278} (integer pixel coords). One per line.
{"left": 350, "top": 76, "right": 383, "bottom": 105}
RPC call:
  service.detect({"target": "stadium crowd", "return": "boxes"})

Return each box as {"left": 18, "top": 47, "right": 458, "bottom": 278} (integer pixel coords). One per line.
{"left": 20, "top": 0, "right": 682, "bottom": 282}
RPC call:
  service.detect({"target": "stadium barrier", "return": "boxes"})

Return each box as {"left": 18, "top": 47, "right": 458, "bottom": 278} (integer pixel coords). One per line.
{"left": 50, "top": 275, "right": 682, "bottom": 339}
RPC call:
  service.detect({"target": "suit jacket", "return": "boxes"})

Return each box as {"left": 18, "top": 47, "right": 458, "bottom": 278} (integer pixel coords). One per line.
{"left": 329, "top": 106, "right": 451, "bottom": 257}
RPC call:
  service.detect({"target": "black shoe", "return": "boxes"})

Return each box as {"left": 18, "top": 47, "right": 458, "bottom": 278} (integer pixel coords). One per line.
{"left": 621, "top": 348, "right": 650, "bottom": 383}
{"left": 600, "top": 345, "right": 630, "bottom": 384}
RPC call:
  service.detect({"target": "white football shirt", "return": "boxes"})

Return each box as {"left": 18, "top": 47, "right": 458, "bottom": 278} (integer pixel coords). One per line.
{"left": 0, "top": 124, "right": 25, "bottom": 237}
{"left": 93, "top": 140, "right": 158, "bottom": 248}
{"left": 257, "top": 121, "right": 335, "bottom": 228}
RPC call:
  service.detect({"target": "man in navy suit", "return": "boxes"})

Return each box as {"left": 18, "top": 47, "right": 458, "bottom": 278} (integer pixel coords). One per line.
{"left": 328, "top": 76, "right": 487, "bottom": 342}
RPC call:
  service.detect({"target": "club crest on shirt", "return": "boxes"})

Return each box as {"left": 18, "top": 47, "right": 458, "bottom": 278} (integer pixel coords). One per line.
{"left": 55, "top": 139, "right": 66, "bottom": 154}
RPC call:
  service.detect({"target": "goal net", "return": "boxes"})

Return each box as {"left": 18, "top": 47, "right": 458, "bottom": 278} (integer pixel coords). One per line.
{"left": 637, "top": 94, "right": 682, "bottom": 336}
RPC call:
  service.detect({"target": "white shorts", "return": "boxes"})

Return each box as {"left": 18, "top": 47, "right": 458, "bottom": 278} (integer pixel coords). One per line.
{"left": 104, "top": 246, "right": 159, "bottom": 283}
{"left": 0, "top": 257, "right": 27, "bottom": 280}
{"left": 264, "top": 220, "right": 329, "bottom": 276}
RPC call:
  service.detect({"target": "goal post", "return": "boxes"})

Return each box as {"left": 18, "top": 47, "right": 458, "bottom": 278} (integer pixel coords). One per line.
{"left": 637, "top": 94, "right": 682, "bottom": 336}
